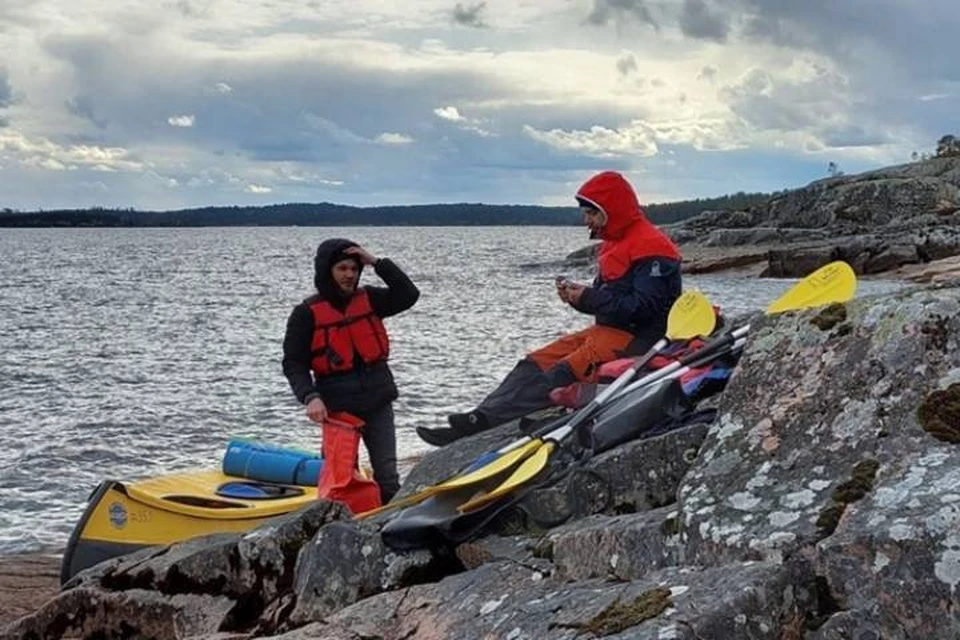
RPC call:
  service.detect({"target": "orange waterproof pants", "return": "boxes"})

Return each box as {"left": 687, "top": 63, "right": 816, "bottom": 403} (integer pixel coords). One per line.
{"left": 528, "top": 325, "right": 634, "bottom": 382}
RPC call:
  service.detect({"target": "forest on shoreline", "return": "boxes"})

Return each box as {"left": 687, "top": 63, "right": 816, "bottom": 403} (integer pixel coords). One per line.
{"left": 0, "top": 191, "right": 775, "bottom": 228}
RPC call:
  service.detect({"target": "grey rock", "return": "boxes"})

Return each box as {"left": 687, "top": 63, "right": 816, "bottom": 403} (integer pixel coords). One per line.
{"left": 288, "top": 519, "right": 453, "bottom": 626}
{"left": 549, "top": 506, "right": 682, "bottom": 581}
{"left": 291, "top": 559, "right": 816, "bottom": 639}
{"left": 518, "top": 423, "right": 708, "bottom": 529}
{"left": 2, "top": 587, "right": 236, "bottom": 640}
{"left": 678, "top": 286, "right": 960, "bottom": 584}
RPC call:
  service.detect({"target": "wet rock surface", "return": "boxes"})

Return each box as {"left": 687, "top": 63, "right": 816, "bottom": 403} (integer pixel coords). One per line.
{"left": 5, "top": 283, "right": 960, "bottom": 638}
{"left": 0, "top": 553, "right": 60, "bottom": 628}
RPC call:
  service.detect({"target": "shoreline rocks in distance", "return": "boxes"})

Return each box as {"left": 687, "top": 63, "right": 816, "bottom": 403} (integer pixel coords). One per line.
{"left": 561, "top": 156, "right": 960, "bottom": 281}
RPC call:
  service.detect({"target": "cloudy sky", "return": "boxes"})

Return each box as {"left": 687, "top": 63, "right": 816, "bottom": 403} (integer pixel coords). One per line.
{"left": 0, "top": 0, "right": 957, "bottom": 210}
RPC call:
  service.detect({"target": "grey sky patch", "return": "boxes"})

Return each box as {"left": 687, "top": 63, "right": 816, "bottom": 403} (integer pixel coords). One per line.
{"left": 586, "top": 0, "right": 659, "bottom": 30}
{"left": 66, "top": 95, "right": 108, "bottom": 129}
{"left": 821, "top": 125, "right": 889, "bottom": 148}
{"left": 679, "top": 0, "right": 729, "bottom": 42}
{"left": 0, "top": 116, "right": 9, "bottom": 128}
{"left": 733, "top": 0, "right": 960, "bottom": 84}
{"left": 741, "top": 13, "right": 803, "bottom": 49}
{"left": 719, "top": 66, "right": 860, "bottom": 143}
{"left": 0, "top": 69, "right": 13, "bottom": 108}
{"left": 452, "top": 2, "right": 488, "bottom": 28}
{"left": 616, "top": 53, "right": 639, "bottom": 76}
{"left": 173, "top": 0, "right": 206, "bottom": 18}
{"left": 698, "top": 65, "right": 718, "bottom": 82}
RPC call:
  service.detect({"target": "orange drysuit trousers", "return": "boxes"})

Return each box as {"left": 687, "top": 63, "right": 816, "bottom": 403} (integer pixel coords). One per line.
{"left": 527, "top": 325, "right": 634, "bottom": 382}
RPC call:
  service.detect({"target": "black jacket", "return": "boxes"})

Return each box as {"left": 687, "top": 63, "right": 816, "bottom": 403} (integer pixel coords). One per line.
{"left": 577, "top": 256, "right": 682, "bottom": 344}
{"left": 282, "top": 241, "right": 419, "bottom": 416}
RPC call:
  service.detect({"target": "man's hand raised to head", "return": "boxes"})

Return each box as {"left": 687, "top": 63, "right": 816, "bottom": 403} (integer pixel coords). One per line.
{"left": 344, "top": 246, "right": 378, "bottom": 265}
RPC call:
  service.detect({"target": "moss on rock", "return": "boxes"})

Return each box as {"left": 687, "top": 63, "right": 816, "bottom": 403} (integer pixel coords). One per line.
{"left": 809, "top": 303, "right": 848, "bottom": 331}
{"left": 817, "top": 458, "right": 881, "bottom": 538}
{"left": 918, "top": 383, "right": 960, "bottom": 443}
{"left": 581, "top": 587, "right": 673, "bottom": 636}
{"left": 832, "top": 459, "right": 881, "bottom": 503}
{"left": 816, "top": 503, "right": 848, "bottom": 537}
{"left": 921, "top": 314, "right": 950, "bottom": 353}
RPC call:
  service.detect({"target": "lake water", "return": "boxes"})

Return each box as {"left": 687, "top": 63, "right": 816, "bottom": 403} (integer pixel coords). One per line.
{"left": 0, "top": 226, "right": 905, "bottom": 554}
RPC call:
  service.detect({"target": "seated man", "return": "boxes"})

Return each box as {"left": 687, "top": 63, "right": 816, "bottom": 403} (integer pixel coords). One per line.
{"left": 417, "top": 170, "right": 683, "bottom": 446}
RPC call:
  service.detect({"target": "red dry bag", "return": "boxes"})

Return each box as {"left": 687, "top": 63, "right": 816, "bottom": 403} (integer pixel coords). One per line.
{"left": 317, "top": 412, "right": 382, "bottom": 514}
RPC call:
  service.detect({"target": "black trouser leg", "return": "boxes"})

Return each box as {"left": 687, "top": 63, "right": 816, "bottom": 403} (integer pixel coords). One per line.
{"left": 475, "top": 359, "right": 578, "bottom": 427}
{"left": 426, "top": 361, "right": 580, "bottom": 447}
{"left": 359, "top": 404, "right": 400, "bottom": 504}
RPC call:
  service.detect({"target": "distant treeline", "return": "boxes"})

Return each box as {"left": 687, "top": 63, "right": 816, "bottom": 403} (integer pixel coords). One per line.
{"left": 648, "top": 191, "right": 776, "bottom": 224}
{"left": 0, "top": 191, "right": 775, "bottom": 228}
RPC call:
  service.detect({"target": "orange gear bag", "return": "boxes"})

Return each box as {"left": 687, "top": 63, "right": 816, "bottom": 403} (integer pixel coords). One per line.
{"left": 317, "top": 412, "right": 382, "bottom": 514}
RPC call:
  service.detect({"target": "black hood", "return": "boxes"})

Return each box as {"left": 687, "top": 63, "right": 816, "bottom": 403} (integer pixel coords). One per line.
{"left": 314, "top": 238, "right": 363, "bottom": 299}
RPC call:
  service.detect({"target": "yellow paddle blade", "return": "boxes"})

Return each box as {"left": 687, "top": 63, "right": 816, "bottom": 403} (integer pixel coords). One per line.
{"left": 666, "top": 290, "right": 716, "bottom": 340}
{"left": 766, "top": 261, "right": 857, "bottom": 314}
{"left": 354, "top": 438, "right": 543, "bottom": 519}
{"left": 457, "top": 441, "right": 556, "bottom": 513}
{"left": 355, "top": 489, "right": 431, "bottom": 519}
{"left": 437, "top": 438, "right": 543, "bottom": 490}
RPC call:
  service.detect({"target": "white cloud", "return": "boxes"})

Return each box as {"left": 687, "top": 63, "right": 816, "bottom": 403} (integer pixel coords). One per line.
{"left": 433, "top": 105, "right": 494, "bottom": 137}
{"left": 0, "top": 0, "right": 956, "bottom": 208}
{"left": 167, "top": 115, "right": 196, "bottom": 127}
{"left": 0, "top": 128, "right": 144, "bottom": 172}
{"left": 434, "top": 106, "right": 464, "bottom": 122}
{"left": 245, "top": 184, "right": 272, "bottom": 193}
{"left": 375, "top": 132, "right": 414, "bottom": 145}
{"left": 524, "top": 122, "right": 659, "bottom": 157}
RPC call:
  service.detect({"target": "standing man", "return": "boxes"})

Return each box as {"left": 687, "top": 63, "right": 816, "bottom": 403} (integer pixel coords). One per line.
{"left": 417, "top": 170, "right": 682, "bottom": 446}
{"left": 283, "top": 238, "right": 419, "bottom": 503}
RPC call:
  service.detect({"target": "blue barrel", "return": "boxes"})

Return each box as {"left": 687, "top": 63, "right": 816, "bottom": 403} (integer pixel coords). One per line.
{"left": 222, "top": 440, "right": 323, "bottom": 486}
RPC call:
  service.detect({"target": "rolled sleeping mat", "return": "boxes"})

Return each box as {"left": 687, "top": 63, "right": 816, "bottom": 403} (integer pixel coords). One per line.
{"left": 222, "top": 440, "right": 323, "bottom": 486}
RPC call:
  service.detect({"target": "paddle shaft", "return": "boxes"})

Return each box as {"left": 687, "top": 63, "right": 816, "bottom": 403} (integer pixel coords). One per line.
{"left": 553, "top": 336, "right": 668, "bottom": 436}
{"left": 617, "top": 324, "right": 750, "bottom": 398}
{"left": 488, "top": 335, "right": 673, "bottom": 456}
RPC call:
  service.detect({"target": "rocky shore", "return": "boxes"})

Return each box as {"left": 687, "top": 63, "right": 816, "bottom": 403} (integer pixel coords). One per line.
{"left": 0, "top": 553, "right": 60, "bottom": 628}
{"left": 5, "top": 278, "right": 960, "bottom": 638}
{"left": 5, "top": 157, "right": 960, "bottom": 638}
{"left": 565, "top": 156, "right": 960, "bottom": 282}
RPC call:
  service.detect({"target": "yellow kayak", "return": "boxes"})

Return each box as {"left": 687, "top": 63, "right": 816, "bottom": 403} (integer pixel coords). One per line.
{"left": 61, "top": 470, "right": 317, "bottom": 584}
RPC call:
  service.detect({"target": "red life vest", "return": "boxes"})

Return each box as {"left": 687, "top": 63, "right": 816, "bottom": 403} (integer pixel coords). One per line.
{"left": 308, "top": 290, "right": 389, "bottom": 376}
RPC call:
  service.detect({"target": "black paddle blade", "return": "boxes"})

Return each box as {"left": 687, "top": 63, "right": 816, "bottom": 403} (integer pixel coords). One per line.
{"left": 586, "top": 378, "right": 687, "bottom": 454}
{"left": 381, "top": 482, "right": 528, "bottom": 551}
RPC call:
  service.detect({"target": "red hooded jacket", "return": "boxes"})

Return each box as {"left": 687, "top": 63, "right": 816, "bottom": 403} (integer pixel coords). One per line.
{"left": 575, "top": 171, "right": 681, "bottom": 281}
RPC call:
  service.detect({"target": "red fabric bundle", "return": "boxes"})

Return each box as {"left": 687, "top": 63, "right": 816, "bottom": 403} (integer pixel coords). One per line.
{"left": 317, "top": 412, "right": 382, "bottom": 514}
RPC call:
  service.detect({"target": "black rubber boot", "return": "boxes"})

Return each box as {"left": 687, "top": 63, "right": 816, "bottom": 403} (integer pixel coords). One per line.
{"left": 416, "top": 410, "right": 490, "bottom": 447}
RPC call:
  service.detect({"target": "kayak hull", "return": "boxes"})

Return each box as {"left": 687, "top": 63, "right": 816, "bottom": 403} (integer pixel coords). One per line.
{"left": 60, "top": 470, "right": 317, "bottom": 584}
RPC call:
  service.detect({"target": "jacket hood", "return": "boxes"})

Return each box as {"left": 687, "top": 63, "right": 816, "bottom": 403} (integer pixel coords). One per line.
{"left": 575, "top": 171, "right": 645, "bottom": 240}
{"left": 314, "top": 238, "right": 362, "bottom": 299}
